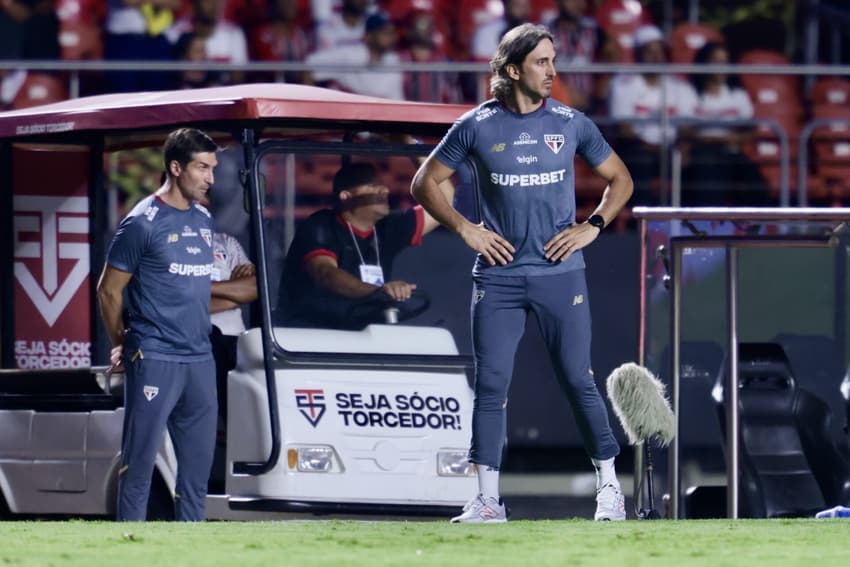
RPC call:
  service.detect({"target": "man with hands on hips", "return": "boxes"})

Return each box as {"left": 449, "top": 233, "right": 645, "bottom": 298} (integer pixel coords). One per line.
{"left": 411, "top": 23, "right": 633, "bottom": 523}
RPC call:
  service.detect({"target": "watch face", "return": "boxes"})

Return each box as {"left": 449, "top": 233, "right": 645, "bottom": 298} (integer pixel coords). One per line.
{"left": 589, "top": 215, "right": 604, "bottom": 230}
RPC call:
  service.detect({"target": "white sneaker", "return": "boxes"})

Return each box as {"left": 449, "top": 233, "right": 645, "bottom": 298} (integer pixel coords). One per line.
{"left": 450, "top": 494, "right": 507, "bottom": 523}
{"left": 594, "top": 483, "right": 626, "bottom": 521}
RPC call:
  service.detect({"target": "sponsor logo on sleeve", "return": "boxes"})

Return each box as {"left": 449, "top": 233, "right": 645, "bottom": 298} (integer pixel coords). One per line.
{"left": 551, "top": 105, "right": 575, "bottom": 119}
{"left": 144, "top": 206, "right": 159, "bottom": 222}
{"left": 475, "top": 107, "right": 498, "bottom": 121}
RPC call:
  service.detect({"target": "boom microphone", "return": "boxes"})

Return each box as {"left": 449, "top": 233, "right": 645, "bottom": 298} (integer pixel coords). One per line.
{"left": 606, "top": 362, "right": 675, "bottom": 447}
{"left": 606, "top": 362, "right": 676, "bottom": 520}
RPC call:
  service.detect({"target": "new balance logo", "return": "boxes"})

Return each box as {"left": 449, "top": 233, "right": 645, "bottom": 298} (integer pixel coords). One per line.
{"left": 572, "top": 294, "right": 584, "bottom": 306}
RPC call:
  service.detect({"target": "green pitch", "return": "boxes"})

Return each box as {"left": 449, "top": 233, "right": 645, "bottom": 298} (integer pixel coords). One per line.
{"left": 0, "top": 519, "right": 846, "bottom": 567}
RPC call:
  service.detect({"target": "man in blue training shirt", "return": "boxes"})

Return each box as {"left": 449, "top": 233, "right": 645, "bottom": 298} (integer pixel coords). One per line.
{"left": 411, "top": 23, "right": 634, "bottom": 523}
{"left": 97, "top": 128, "right": 220, "bottom": 521}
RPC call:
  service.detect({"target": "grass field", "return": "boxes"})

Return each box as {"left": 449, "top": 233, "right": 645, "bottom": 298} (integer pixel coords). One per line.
{"left": 0, "top": 519, "right": 847, "bottom": 567}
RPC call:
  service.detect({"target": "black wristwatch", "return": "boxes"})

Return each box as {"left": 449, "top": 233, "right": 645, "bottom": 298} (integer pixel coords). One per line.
{"left": 587, "top": 214, "right": 605, "bottom": 231}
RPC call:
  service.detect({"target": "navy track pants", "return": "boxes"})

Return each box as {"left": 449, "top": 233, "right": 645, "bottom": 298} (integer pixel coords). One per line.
{"left": 118, "top": 356, "right": 217, "bottom": 521}
{"left": 468, "top": 269, "right": 620, "bottom": 468}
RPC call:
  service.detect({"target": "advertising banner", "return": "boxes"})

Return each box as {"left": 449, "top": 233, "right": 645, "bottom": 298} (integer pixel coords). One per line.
{"left": 12, "top": 147, "right": 91, "bottom": 369}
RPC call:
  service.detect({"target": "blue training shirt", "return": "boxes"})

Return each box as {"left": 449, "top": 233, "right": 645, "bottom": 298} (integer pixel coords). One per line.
{"left": 107, "top": 194, "right": 214, "bottom": 361}
{"left": 435, "top": 98, "right": 613, "bottom": 276}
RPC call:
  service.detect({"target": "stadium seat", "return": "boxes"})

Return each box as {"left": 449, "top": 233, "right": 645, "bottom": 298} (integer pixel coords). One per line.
{"left": 713, "top": 342, "right": 850, "bottom": 518}
{"left": 435, "top": 0, "right": 501, "bottom": 61}
{"left": 56, "top": 0, "right": 106, "bottom": 25}
{"left": 670, "top": 22, "right": 724, "bottom": 64}
{"left": 811, "top": 78, "right": 850, "bottom": 107}
{"left": 11, "top": 74, "right": 69, "bottom": 109}
{"left": 738, "top": 50, "right": 801, "bottom": 114}
{"left": 810, "top": 104, "right": 850, "bottom": 203}
{"left": 59, "top": 21, "right": 103, "bottom": 60}
{"left": 595, "top": 0, "right": 653, "bottom": 63}
{"left": 737, "top": 56, "right": 803, "bottom": 202}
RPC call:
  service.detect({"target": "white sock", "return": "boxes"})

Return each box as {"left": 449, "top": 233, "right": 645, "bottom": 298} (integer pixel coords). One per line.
{"left": 477, "top": 465, "right": 500, "bottom": 501}
{"left": 591, "top": 457, "right": 619, "bottom": 491}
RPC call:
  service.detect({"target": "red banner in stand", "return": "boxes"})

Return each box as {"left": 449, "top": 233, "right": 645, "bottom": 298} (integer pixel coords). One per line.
{"left": 12, "top": 147, "right": 91, "bottom": 369}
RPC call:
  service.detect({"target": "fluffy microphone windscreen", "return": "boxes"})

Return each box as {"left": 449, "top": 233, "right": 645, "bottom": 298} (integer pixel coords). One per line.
{"left": 606, "top": 362, "right": 676, "bottom": 446}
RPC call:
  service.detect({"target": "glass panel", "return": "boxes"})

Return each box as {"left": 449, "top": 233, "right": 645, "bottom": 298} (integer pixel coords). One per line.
{"left": 640, "top": 213, "right": 850, "bottom": 499}
{"left": 260, "top": 146, "right": 474, "bottom": 358}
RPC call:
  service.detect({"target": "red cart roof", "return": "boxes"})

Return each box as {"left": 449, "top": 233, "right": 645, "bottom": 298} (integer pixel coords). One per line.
{"left": 0, "top": 83, "right": 471, "bottom": 139}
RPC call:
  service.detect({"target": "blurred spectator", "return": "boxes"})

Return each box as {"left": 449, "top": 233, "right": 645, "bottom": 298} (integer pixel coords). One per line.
{"left": 249, "top": 0, "right": 313, "bottom": 84}
{"left": 681, "top": 41, "right": 769, "bottom": 206}
{"left": 315, "top": 0, "right": 370, "bottom": 50}
{"left": 608, "top": 25, "right": 698, "bottom": 204}
{"left": 0, "top": 0, "right": 59, "bottom": 60}
{"left": 398, "top": 9, "right": 461, "bottom": 103}
{"left": 223, "top": 0, "right": 270, "bottom": 33}
{"left": 546, "top": 0, "right": 601, "bottom": 111}
{"left": 470, "top": 0, "right": 533, "bottom": 61}
{"left": 167, "top": 0, "right": 250, "bottom": 84}
{"left": 104, "top": 0, "right": 179, "bottom": 92}
{"left": 173, "top": 32, "right": 222, "bottom": 88}
{"left": 305, "top": 11, "right": 403, "bottom": 99}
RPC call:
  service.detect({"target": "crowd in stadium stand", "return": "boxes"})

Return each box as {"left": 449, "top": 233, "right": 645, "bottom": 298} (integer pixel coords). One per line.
{"left": 1, "top": 0, "right": 849, "bottom": 208}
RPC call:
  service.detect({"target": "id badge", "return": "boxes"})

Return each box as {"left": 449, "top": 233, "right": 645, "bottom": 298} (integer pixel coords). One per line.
{"left": 359, "top": 264, "right": 385, "bottom": 286}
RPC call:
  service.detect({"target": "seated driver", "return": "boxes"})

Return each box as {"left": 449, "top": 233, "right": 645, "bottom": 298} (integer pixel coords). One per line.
{"left": 275, "top": 162, "right": 453, "bottom": 329}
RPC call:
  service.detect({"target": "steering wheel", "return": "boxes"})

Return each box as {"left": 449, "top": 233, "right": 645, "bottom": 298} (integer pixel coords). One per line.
{"left": 344, "top": 288, "right": 431, "bottom": 329}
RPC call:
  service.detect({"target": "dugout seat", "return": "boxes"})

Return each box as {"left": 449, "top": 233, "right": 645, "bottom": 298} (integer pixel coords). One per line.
{"left": 712, "top": 342, "right": 850, "bottom": 518}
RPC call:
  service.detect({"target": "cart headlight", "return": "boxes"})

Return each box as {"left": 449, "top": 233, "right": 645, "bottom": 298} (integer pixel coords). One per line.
{"left": 437, "top": 449, "right": 475, "bottom": 476}
{"left": 287, "top": 445, "right": 343, "bottom": 473}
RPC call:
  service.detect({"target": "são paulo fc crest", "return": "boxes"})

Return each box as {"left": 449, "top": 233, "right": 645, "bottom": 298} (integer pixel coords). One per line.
{"left": 545, "top": 134, "right": 565, "bottom": 154}
{"left": 295, "top": 388, "right": 326, "bottom": 427}
{"left": 143, "top": 385, "right": 159, "bottom": 401}
{"left": 200, "top": 228, "right": 212, "bottom": 247}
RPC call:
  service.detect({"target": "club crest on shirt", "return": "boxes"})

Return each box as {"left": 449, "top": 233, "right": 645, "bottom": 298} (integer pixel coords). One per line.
{"left": 200, "top": 228, "right": 212, "bottom": 247}
{"left": 143, "top": 385, "right": 159, "bottom": 401}
{"left": 545, "top": 134, "right": 565, "bottom": 154}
